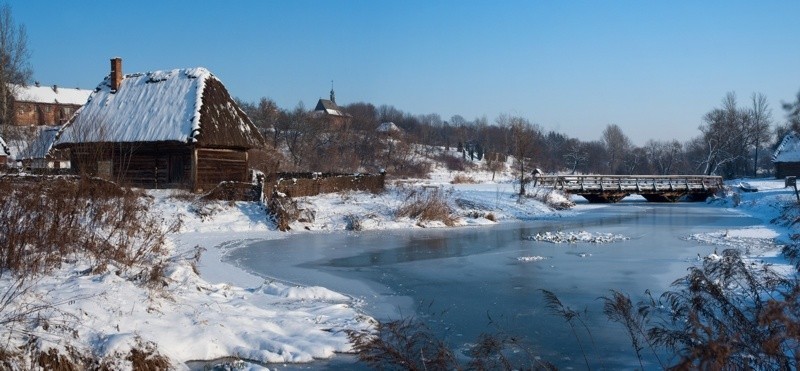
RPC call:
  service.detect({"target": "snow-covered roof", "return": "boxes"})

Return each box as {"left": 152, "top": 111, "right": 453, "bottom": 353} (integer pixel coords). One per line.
{"left": 18, "top": 127, "right": 60, "bottom": 160}
{"left": 773, "top": 131, "right": 800, "bottom": 163}
{"left": 55, "top": 67, "right": 263, "bottom": 148}
{"left": 377, "top": 122, "right": 401, "bottom": 133}
{"left": 313, "top": 99, "right": 349, "bottom": 118}
{"left": 10, "top": 83, "right": 91, "bottom": 105}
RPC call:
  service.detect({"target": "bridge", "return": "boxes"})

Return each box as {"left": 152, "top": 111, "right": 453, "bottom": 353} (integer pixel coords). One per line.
{"left": 533, "top": 175, "right": 724, "bottom": 203}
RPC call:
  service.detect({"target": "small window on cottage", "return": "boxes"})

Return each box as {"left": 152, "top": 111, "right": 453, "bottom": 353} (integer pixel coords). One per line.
{"left": 97, "top": 160, "right": 112, "bottom": 179}
{"left": 44, "top": 106, "right": 52, "bottom": 113}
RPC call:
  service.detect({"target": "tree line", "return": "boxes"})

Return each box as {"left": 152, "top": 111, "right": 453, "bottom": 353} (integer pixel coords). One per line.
{"left": 238, "top": 90, "right": 800, "bottom": 179}
{"left": 0, "top": 1, "right": 797, "bottom": 180}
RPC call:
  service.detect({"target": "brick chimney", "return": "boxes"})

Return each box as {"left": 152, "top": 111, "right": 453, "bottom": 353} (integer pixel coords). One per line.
{"left": 110, "top": 57, "right": 122, "bottom": 93}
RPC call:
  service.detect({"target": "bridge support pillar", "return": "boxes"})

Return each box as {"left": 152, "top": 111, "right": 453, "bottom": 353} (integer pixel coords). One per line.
{"left": 641, "top": 193, "right": 681, "bottom": 202}
{"left": 581, "top": 193, "right": 629, "bottom": 203}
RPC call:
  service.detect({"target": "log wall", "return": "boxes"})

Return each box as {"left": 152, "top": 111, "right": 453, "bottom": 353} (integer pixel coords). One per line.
{"left": 775, "top": 162, "right": 800, "bottom": 179}
{"left": 70, "top": 142, "right": 192, "bottom": 188}
{"left": 195, "top": 148, "right": 248, "bottom": 191}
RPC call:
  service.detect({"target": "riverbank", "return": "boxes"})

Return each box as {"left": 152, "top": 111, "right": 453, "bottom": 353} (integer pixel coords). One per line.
{"left": 0, "top": 166, "right": 571, "bottom": 369}
{"left": 2, "top": 171, "right": 795, "bottom": 370}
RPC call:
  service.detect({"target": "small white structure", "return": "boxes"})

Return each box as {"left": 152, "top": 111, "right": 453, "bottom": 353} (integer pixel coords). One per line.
{"left": 377, "top": 122, "right": 401, "bottom": 134}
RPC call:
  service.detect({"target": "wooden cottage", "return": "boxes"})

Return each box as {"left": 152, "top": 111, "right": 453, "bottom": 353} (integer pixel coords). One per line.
{"left": 55, "top": 58, "right": 265, "bottom": 191}
{"left": 773, "top": 131, "right": 800, "bottom": 179}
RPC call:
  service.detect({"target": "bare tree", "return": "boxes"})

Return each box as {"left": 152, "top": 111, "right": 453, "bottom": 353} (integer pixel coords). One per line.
{"left": 749, "top": 93, "right": 772, "bottom": 177}
{"left": 624, "top": 146, "right": 647, "bottom": 175}
{"left": 601, "top": 124, "right": 631, "bottom": 174}
{"left": 0, "top": 3, "right": 32, "bottom": 132}
{"left": 693, "top": 93, "right": 748, "bottom": 176}
{"left": 782, "top": 90, "right": 800, "bottom": 134}
{"left": 563, "top": 139, "right": 587, "bottom": 175}
{"left": 505, "top": 116, "right": 540, "bottom": 196}
{"left": 645, "top": 139, "right": 683, "bottom": 175}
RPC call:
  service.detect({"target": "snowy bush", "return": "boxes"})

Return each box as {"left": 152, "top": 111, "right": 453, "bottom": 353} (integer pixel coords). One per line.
{"left": 526, "top": 187, "right": 575, "bottom": 210}
{"left": 395, "top": 187, "right": 457, "bottom": 226}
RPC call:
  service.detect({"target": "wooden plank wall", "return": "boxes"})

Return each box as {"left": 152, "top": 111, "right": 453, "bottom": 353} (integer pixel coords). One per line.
{"left": 775, "top": 162, "right": 800, "bottom": 179}
{"left": 196, "top": 148, "right": 248, "bottom": 191}
{"left": 70, "top": 143, "right": 191, "bottom": 188}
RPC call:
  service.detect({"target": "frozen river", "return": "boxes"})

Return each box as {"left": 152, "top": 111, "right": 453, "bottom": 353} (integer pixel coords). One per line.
{"left": 225, "top": 200, "right": 764, "bottom": 369}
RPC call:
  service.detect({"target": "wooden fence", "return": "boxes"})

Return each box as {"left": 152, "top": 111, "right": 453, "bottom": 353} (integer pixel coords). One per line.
{"left": 264, "top": 172, "right": 386, "bottom": 199}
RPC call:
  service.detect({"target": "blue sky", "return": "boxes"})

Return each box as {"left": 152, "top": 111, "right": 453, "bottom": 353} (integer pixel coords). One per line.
{"left": 11, "top": 1, "right": 800, "bottom": 145}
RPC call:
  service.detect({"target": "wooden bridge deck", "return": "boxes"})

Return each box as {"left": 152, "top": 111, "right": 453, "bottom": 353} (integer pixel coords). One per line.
{"left": 533, "top": 175, "right": 724, "bottom": 203}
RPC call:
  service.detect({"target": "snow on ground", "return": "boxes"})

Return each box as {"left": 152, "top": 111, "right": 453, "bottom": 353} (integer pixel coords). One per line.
{"left": 517, "top": 256, "right": 548, "bottom": 262}
{"left": 525, "top": 230, "right": 630, "bottom": 244}
{"left": 7, "top": 158, "right": 800, "bottom": 370}
{"left": 687, "top": 178, "right": 797, "bottom": 272}
{"left": 1, "top": 161, "right": 578, "bottom": 369}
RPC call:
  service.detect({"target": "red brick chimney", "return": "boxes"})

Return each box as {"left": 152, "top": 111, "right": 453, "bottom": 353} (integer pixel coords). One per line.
{"left": 110, "top": 57, "right": 122, "bottom": 93}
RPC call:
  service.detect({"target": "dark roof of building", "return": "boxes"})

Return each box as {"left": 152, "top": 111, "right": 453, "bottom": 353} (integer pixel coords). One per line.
{"left": 313, "top": 99, "right": 349, "bottom": 118}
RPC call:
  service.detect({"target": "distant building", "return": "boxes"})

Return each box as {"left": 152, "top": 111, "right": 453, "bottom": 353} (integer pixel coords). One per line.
{"left": 0, "top": 134, "right": 8, "bottom": 169}
{"left": 312, "top": 86, "right": 351, "bottom": 127}
{"left": 55, "top": 58, "right": 265, "bottom": 191}
{"left": 9, "top": 83, "right": 91, "bottom": 126}
{"left": 17, "top": 126, "right": 69, "bottom": 170}
{"left": 772, "top": 131, "right": 800, "bottom": 179}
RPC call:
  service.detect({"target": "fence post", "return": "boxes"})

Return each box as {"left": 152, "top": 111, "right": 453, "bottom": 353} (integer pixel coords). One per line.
{"left": 788, "top": 176, "right": 800, "bottom": 203}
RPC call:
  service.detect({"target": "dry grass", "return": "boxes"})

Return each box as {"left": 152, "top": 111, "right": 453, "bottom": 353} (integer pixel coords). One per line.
{"left": 451, "top": 174, "right": 477, "bottom": 184}
{"left": 347, "top": 316, "right": 556, "bottom": 370}
{"left": 592, "top": 248, "right": 800, "bottom": 370}
{"left": 0, "top": 175, "right": 181, "bottom": 370}
{"left": 395, "top": 187, "right": 457, "bottom": 226}
{"left": 435, "top": 153, "right": 469, "bottom": 171}
{"left": 0, "top": 175, "right": 179, "bottom": 276}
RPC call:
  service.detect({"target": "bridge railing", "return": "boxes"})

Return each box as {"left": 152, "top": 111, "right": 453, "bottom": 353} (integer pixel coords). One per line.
{"left": 534, "top": 175, "right": 724, "bottom": 193}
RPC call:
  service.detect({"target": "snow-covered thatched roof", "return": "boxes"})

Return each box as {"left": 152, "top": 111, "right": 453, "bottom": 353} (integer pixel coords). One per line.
{"left": 773, "top": 131, "right": 800, "bottom": 163}
{"left": 10, "top": 83, "right": 91, "bottom": 105}
{"left": 56, "top": 67, "right": 264, "bottom": 149}
{"left": 18, "top": 127, "right": 60, "bottom": 160}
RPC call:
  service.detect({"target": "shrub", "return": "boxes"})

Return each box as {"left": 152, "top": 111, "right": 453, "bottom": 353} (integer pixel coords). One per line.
{"left": 451, "top": 174, "right": 477, "bottom": 184}
{"left": 347, "top": 316, "right": 556, "bottom": 370}
{"left": 435, "top": 153, "right": 468, "bottom": 171}
{"left": 344, "top": 214, "right": 363, "bottom": 231}
{"left": 647, "top": 249, "right": 797, "bottom": 369}
{"left": 395, "top": 187, "right": 457, "bottom": 226}
{"left": 0, "top": 175, "right": 178, "bottom": 276}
